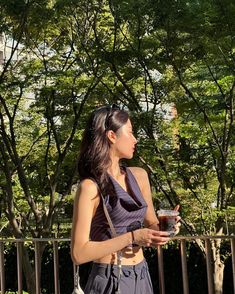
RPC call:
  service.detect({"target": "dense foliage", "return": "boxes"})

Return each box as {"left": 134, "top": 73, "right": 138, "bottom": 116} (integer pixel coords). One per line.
{"left": 0, "top": 0, "right": 234, "bottom": 293}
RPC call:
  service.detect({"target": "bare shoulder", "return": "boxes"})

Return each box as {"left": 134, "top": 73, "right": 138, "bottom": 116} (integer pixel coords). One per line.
{"left": 128, "top": 167, "right": 153, "bottom": 207}
{"left": 128, "top": 166, "right": 148, "bottom": 178}
{"left": 128, "top": 167, "right": 149, "bottom": 188}
{"left": 77, "top": 178, "right": 99, "bottom": 201}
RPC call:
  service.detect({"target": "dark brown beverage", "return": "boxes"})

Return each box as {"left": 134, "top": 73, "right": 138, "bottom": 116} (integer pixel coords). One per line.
{"left": 158, "top": 215, "right": 177, "bottom": 231}
{"left": 157, "top": 209, "right": 179, "bottom": 233}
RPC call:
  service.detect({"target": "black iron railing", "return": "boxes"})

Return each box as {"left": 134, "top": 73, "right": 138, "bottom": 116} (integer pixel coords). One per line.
{"left": 0, "top": 236, "right": 234, "bottom": 294}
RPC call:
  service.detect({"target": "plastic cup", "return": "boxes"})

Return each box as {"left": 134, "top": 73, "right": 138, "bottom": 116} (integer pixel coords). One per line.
{"left": 157, "top": 209, "right": 179, "bottom": 235}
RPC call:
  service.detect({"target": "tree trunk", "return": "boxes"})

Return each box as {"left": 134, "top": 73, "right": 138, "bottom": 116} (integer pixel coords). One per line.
{"left": 213, "top": 259, "right": 224, "bottom": 294}
{"left": 22, "top": 245, "right": 36, "bottom": 294}
{"left": 211, "top": 235, "right": 225, "bottom": 294}
{"left": 21, "top": 242, "right": 46, "bottom": 294}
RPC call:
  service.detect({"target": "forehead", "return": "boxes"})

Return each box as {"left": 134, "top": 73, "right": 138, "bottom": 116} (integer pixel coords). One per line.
{"left": 125, "top": 119, "right": 132, "bottom": 128}
{"left": 120, "top": 119, "right": 132, "bottom": 131}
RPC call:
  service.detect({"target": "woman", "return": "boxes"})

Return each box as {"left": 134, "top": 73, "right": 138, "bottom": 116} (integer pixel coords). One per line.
{"left": 71, "top": 104, "right": 180, "bottom": 293}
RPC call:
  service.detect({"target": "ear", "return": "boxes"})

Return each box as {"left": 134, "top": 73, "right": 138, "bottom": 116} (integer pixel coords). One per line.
{"left": 106, "top": 130, "right": 117, "bottom": 144}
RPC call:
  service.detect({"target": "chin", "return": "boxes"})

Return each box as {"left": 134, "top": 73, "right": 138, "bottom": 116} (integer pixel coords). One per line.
{"left": 121, "top": 151, "right": 134, "bottom": 160}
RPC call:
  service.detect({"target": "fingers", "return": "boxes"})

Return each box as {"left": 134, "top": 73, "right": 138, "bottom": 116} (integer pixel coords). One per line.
{"left": 173, "top": 214, "right": 181, "bottom": 236}
{"left": 152, "top": 230, "right": 171, "bottom": 237}
{"left": 133, "top": 228, "right": 171, "bottom": 247}
{"left": 173, "top": 220, "right": 181, "bottom": 236}
{"left": 147, "top": 230, "right": 171, "bottom": 247}
{"left": 134, "top": 227, "right": 184, "bottom": 248}
{"left": 150, "top": 236, "right": 170, "bottom": 247}
{"left": 176, "top": 216, "right": 181, "bottom": 222}
{"left": 174, "top": 204, "right": 180, "bottom": 211}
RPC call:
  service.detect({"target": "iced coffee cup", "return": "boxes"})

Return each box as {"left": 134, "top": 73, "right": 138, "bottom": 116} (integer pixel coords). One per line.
{"left": 157, "top": 209, "right": 179, "bottom": 236}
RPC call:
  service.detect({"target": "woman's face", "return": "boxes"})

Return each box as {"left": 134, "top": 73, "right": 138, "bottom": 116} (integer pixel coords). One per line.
{"left": 110, "top": 119, "right": 137, "bottom": 159}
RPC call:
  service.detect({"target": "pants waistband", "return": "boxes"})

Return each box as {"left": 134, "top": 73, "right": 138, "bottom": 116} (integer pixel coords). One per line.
{"left": 91, "top": 259, "right": 148, "bottom": 278}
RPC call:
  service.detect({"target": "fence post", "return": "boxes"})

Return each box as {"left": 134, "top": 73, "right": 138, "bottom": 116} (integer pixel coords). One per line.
{"left": 157, "top": 245, "right": 165, "bottom": 294}
{"left": 231, "top": 238, "right": 235, "bottom": 294}
{"left": 34, "top": 240, "right": 41, "bottom": 294}
{"left": 205, "top": 239, "right": 214, "bottom": 294}
{"left": 0, "top": 241, "right": 5, "bottom": 294}
{"left": 16, "top": 241, "right": 23, "bottom": 294}
{"left": 180, "top": 239, "right": 189, "bottom": 294}
{"left": 53, "top": 240, "right": 60, "bottom": 294}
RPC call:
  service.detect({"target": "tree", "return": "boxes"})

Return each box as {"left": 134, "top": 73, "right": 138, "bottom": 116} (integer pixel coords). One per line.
{"left": 157, "top": 2, "right": 234, "bottom": 292}
{"left": 0, "top": 0, "right": 234, "bottom": 293}
{"left": 87, "top": 1, "right": 235, "bottom": 292}
{"left": 0, "top": 0, "right": 102, "bottom": 292}
{"left": 122, "top": 1, "right": 234, "bottom": 292}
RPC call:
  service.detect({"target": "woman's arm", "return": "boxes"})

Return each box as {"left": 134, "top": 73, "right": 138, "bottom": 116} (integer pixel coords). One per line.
{"left": 70, "top": 179, "right": 132, "bottom": 264}
{"left": 70, "top": 178, "right": 171, "bottom": 264}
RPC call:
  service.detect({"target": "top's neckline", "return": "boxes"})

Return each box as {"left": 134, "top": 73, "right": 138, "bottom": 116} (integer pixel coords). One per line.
{"left": 108, "top": 167, "right": 134, "bottom": 197}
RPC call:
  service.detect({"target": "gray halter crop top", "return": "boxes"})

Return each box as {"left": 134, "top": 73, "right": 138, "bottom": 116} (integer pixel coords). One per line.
{"left": 90, "top": 167, "right": 147, "bottom": 241}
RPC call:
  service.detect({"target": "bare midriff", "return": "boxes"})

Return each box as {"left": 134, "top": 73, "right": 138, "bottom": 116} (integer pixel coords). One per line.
{"left": 94, "top": 246, "right": 144, "bottom": 265}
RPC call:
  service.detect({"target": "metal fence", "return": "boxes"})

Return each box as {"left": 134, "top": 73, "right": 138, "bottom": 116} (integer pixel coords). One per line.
{"left": 0, "top": 236, "right": 234, "bottom": 294}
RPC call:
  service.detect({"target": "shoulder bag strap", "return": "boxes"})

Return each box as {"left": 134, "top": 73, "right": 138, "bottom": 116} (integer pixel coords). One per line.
{"left": 87, "top": 177, "right": 117, "bottom": 237}
{"left": 89, "top": 178, "right": 122, "bottom": 294}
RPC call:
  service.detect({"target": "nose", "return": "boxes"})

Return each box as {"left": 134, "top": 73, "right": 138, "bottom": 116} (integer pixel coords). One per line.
{"left": 133, "top": 136, "right": 137, "bottom": 145}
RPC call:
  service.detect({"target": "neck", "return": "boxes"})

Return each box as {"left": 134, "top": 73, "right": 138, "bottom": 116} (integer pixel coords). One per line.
{"left": 107, "top": 158, "right": 123, "bottom": 179}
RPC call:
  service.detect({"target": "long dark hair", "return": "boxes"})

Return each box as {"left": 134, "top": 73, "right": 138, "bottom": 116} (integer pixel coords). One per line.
{"left": 78, "top": 104, "right": 129, "bottom": 193}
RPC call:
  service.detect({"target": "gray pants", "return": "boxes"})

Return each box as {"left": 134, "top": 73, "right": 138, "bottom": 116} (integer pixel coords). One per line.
{"left": 84, "top": 259, "right": 154, "bottom": 294}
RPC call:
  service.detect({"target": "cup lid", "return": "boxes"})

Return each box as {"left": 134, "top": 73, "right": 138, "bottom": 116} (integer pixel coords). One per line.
{"left": 157, "top": 209, "right": 179, "bottom": 216}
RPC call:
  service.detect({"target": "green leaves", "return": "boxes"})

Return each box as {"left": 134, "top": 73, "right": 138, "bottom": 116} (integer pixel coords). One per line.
{"left": 0, "top": 0, "right": 234, "bottom": 240}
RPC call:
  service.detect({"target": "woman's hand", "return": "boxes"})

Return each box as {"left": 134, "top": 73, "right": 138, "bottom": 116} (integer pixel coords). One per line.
{"left": 132, "top": 228, "right": 171, "bottom": 247}
{"left": 173, "top": 205, "right": 181, "bottom": 236}
{"left": 147, "top": 205, "right": 181, "bottom": 237}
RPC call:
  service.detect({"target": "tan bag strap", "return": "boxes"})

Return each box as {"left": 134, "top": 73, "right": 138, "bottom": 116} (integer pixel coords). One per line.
{"left": 88, "top": 177, "right": 117, "bottom": 237}
{"left": 89, "top": 178, "right": 122, "bottom": 293}
{"left": 100, "top": 193, "right": 117, "bottom": 238}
